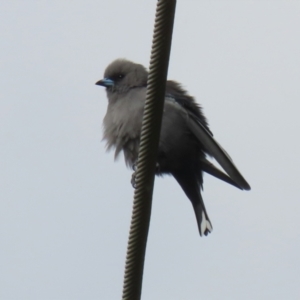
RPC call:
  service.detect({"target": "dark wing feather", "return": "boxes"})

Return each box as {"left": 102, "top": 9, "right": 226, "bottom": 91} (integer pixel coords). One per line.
{"left": 187, "top": 114, "right": 251, "bottom": 190}
{"left": 201, "top": 159, "right": 242, "bottom": 190}
{"left": 166, "top": 81, "right": 212, "bottom": 134}
{"left": 165, "top": 80, "right": 250, "bottom": 191}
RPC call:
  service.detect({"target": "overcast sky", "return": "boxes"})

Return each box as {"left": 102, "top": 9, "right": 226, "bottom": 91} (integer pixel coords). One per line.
{"left": 1, "top": 1, "right": 300, "bottom": 299}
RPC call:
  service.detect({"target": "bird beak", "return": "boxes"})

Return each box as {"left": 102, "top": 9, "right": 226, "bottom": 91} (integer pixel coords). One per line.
{"left": 95, "top": 78, "right": 114, "bottom": 87}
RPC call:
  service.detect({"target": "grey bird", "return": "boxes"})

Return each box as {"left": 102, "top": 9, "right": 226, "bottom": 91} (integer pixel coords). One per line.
{"left": 96, "top": 59, "right": 250, "bottom": 236}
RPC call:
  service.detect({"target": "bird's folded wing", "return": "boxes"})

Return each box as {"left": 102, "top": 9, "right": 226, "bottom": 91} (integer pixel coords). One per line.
{"left": 201, "top": 159, "right": 242, "bottom": 189}
{"left": 187, "top": 113, "right": 251, "bottom": 191}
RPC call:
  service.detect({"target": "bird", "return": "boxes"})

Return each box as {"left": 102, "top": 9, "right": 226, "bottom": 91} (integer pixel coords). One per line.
{"left": 96, "top": 58, "right": 250, "bottom": 237}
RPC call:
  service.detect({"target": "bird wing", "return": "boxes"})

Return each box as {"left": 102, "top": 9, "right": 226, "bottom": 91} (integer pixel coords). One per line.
{"left": 200, "top": 159, "right": 242, "bottom": 190}
{"left": 187, "top": 113, "right": 251, "bottom": 190}
{"left": 164, "top": 82, "right": 250, "bottom": 190}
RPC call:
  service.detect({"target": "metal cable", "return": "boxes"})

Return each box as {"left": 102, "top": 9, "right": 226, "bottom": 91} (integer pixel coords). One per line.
{"left": 122, "top": 1, "right": 177, "bottom": 299}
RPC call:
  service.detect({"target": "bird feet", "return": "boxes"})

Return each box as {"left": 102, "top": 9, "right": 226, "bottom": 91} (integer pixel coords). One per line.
{"left": 131, "top": 161, "right": 138, "bottom": 188}
{"left": 130, "top": 161, "right": 160, "bottom": 189}
{"left": 131, "top": 171, "right": 137, "bottom": 189}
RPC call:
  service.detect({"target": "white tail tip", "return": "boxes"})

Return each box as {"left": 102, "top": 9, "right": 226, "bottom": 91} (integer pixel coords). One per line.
{"left": 200, "top": 211, "right": 213, "bottom": 236}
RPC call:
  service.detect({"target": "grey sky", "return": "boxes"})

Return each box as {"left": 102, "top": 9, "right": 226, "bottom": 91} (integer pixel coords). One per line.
{"left": 1, "top": 1, "right": 299, "bottom": 299}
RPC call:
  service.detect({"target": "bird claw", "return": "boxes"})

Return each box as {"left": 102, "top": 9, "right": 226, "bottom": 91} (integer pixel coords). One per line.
{"left": 131, "top": 171, "right": 137, "bottom": 189}
{"left": 132, "top": 161, "right": 138, "bottom": 171}
{"left": 131, "top": 160, "right": 138, "bottom": 188}
{"left": 131, "top": 162, "right": 160, "bottom": 188}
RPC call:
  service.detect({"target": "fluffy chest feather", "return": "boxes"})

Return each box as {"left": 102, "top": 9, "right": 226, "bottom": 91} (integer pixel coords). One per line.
{"left": 103, "top": 88, "right": 146, "bottom": 166}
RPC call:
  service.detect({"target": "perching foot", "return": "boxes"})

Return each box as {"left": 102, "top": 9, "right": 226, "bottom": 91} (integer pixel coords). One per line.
{"left": 131, "top": 171, "right": 137, "bottom": 189}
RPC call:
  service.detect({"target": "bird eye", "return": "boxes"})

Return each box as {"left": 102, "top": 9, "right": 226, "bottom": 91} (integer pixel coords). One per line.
{"left": 111, "top": 73, "right": 124, "bottom": 82}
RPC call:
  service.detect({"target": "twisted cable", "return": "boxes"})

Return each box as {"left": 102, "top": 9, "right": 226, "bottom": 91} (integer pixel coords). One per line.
{"left": 122, "top": 1, "right": 177, "bottom": 299}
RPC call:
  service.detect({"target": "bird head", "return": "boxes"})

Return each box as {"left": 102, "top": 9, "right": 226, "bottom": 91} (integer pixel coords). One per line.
{"left": 95, "top": 59, "right": 148, "bottom": 93}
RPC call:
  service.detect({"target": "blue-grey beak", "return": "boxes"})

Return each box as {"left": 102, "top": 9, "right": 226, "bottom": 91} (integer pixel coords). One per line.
{"left": 95, "top": 78, "right": 114, "bottom": 87}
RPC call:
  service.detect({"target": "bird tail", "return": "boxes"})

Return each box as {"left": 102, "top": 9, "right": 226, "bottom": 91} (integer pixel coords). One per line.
{"left": 172, "top": 171, "right": 213, "bottom": 236}
{"left": 192, "top": 199, "right": 213, "bottom": 236}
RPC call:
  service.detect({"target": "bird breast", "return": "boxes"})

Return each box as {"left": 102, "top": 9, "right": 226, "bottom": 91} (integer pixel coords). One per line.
{"left": 103, "top": 88, "right": 146, "bottom": 166}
